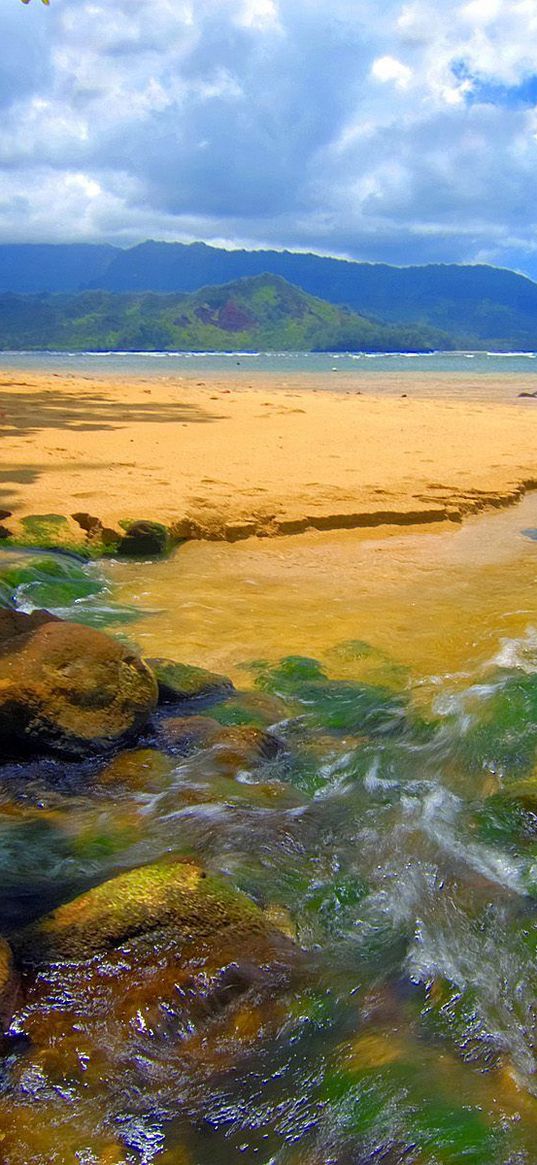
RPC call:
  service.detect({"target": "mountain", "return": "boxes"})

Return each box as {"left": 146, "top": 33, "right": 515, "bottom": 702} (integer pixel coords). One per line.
{"left": 90, "top": 243, "right": 537, "bottom": 348}
{"left": 0, "top": 274, "right": 452, "bottom": 353}
{"left": 1, "top": 241, "right": 537, "bottom": 347}
{"left": 0, "top": 244, "right": 114, "bottom": 294}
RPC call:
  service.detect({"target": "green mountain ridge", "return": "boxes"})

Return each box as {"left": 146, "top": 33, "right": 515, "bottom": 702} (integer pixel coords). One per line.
{"left": 1, "top": 241, "right": 537, "bottom": 347}
{"left": 0, "top": 274, "right": 454, "bottom": 353}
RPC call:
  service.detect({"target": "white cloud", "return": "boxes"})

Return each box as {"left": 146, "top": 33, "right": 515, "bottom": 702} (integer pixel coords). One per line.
{"left": 371, "top": 55, "right": 413, "bottom": 88}
{"left": 0, "top": 0, "right": 537, "bottom": 274}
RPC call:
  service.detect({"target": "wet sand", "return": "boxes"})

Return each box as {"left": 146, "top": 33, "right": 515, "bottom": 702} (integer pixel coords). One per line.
{"left": 1, "top": 369, "right": 537, "bottom": 540}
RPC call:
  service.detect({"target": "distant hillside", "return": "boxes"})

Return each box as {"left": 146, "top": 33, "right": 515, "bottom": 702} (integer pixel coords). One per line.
{"left": 0, "top": 274, "right": 452, "bottom": 353}
{"left": 0, "top": 241, "right": 536, "bottom": 348}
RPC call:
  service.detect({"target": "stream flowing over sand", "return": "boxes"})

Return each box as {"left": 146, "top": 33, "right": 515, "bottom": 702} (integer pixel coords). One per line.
{"left": 2, "top": 364, "right": 537, "bottom": 1162}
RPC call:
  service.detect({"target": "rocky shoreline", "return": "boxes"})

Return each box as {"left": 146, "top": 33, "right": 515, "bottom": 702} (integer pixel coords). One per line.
{"left": 0, "top": 605, "right": 309, "bottom": 1159}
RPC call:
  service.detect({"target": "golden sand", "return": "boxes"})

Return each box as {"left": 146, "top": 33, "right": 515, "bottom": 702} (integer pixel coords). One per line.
{"left": 1, "top": 369, "right": 537, "bottom": 540}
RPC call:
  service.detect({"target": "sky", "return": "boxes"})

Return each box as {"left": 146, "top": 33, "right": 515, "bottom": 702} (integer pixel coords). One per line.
{"left": 2, "top": 0, "right": 537, "bottom": 275}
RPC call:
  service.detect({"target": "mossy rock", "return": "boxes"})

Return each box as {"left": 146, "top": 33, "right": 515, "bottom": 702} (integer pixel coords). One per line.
{"left": 209, "top": 689, "right": 290, "bottom": 728}
{"left": 14, "top": 514, "right": 87, "bottom": 553}
{"left": 16, "top": 857, "right": 287, "bottom": 964}
{"left": 470, "top": 783, "right": 537, "bottom": 849}
{"left": 117, "top": 520, "right": 169, "bottom": 557}
{"left": 0, "top": 613, "right": 158, "bottom": 756}
{"left": 495, "top": 773, "right": 537, "bottom": 812}
{"left": 149, "top": 658, "right": 234, "bottom": 704}
{"left": 96, "top": 748, "right": 176, "bottom": 792}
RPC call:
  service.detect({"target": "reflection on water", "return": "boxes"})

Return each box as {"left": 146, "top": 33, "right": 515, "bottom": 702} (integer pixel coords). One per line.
{"left": 3, "top": 498, "right": 537, "bottom": 1161}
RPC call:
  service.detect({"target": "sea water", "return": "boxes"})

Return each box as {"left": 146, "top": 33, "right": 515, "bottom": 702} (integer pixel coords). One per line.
{"left": 2, "top": 347, "right": 537, "bottom": 393}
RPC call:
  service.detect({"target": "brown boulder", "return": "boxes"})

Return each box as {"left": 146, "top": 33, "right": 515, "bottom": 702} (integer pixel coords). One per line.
{"left": 0, "top": 614, "right": 158, "bottom": 755}
{"left": 0, "top": 607, "right": 57, "bottom": 645}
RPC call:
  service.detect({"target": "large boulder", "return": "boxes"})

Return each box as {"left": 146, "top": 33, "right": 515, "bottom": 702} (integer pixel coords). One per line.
{"left": 16, "top": 857, "right": 290, "bottom": 965}
{"left": 0, "top": 612, "right": 158, "bottom": 756}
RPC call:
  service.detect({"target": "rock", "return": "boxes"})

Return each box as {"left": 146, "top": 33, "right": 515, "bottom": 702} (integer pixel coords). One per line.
{"left": 0, "top": 607, "right": 58, "bottom": 645}
{"left": 0, "top": 937, "right": 18, "bottom": 1031}
{"left": 157, "top": 715, "right": 283, "bottom": 764}
{"left": 149, "top": 657, "right": 234, "bottom": 704}
{"left": 16, "top": 857, "right": 286, "bottom": 964}
{"left": 96, "top": 747, "right": 175, "bottom": 792}
{"left": 209, "top": 688, "right": 289, "bottom": 728}
{"left": 117, "top": 520, "right": 169, "bottom": 557}
{"left": 0, "top": 614, "right": 158, "bottom": 756}
{"left": 71, "top": 511, "right": 122, "bottom": 553}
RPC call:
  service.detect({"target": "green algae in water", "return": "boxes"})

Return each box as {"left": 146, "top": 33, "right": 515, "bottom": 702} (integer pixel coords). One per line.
{"left": 0, "top": 551, "right": 142, "bottom": 627}
{"left": 248, "top": 654, "right": 409, "bottom": 734}
{"left": 456, "top": 671, "right": 537, "bottom": 776}
{"left": 320, "top": 1055, "right": 506, "bottom": 1164}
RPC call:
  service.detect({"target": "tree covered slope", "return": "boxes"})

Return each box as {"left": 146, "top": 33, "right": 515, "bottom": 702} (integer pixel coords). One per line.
{"left": 0, "top": 274, "right": 452, "bottom": 352}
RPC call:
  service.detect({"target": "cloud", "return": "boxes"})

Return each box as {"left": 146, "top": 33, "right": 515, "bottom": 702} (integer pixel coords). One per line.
{"left": 371, "top": 56, "right": 413, "bottom": 88}
{"left": 0, "top": 0, "right": 536, "bottom": 275}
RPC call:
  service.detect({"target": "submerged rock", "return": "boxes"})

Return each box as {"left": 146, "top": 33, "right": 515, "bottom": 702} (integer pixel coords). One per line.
{"left": 0, "top": 937, "right": 18, "bottom": 1031}
{"left": 96, "top": 747, "right": 176, "bottom": 792}
{"left": 157, "top": 715, "right": 283, "bottom": 764}
{"left": 209, "top": 688, "right": 289, "bottom": 728}
{"left": 0, "top": 613, "right": 158, "bottom": 756}
{"left": 16, "top": 857, "right": 290, "bottom": 964}
{"left": 149, "top": 657, "right": 234, "bottom": 704}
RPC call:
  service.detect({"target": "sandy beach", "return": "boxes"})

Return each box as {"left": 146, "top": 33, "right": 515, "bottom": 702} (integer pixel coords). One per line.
{"left": 2, "top": 369, "right": 537, "bottom": 541}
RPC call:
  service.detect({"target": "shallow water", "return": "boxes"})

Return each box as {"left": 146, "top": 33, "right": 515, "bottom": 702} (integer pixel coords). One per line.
{"left": 3, "top": 347, "right": 537, "bottom": 395}
{"left": 3, "top": 500, "right": 537, "bottom": 1161}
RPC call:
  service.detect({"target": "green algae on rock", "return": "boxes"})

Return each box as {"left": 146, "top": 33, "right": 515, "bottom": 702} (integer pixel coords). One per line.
{"left": 96, "top": 747, "right": 176, "bottom": 792}
{"left": 0, "top": 612, "right": 158, "bottom": 756}
{"left": 149, "top": 657, "right": 234, "bottom": 704}
{"left": 457, "top": 671, "right": 537, "bottom": 776}
{"left": 208, "top": 688, "right": 289, "bottom": 728}
{"left": 2, "top": 513, "right": 175, "bottom": 560}
{"left": 117, "top": 519, "right": 170, "bottom": 557}
{"left": 0, "top": 554, "right": 104, "bottom": 611}
{"left": 17, "top": 857, "right": 288, "bottom": 964}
